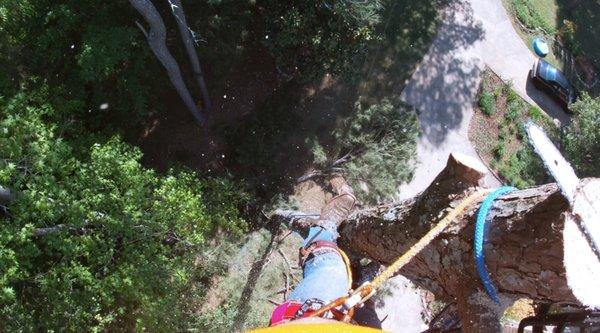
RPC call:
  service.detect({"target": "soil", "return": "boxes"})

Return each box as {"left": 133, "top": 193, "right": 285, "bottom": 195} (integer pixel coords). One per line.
{"left": 129, "top": 46, "right": 358, "bottom": 203}
{"left": 468, "top": 70, "right": 515, "bottom": 174}
{"left": 131, "top": 47, "right": 281, "bottom": 174}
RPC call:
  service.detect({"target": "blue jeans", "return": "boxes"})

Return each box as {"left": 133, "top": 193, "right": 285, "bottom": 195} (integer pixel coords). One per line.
{"left": 288, "top": 226, "right": 349, "bottom": 304}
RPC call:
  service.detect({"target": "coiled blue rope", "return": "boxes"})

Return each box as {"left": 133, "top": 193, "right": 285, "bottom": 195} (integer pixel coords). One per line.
{"left": 474, "top": 186, "right": 517, "bottom": 304}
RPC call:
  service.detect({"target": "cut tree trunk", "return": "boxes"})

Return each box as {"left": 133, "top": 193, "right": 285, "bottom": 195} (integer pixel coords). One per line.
{"left": 129, "top": 0, "right": 206, "bottom": 124}
{"left": 167, "top": 0, "right": 212, "bottom": 112}
{"left": 276, "top": 152, "right": 600, "bottom": 332}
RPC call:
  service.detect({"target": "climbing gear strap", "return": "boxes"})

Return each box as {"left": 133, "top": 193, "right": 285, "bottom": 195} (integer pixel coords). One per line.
{"left": 270, "top": 299, "right": 325, "bottom": 326}
{"left": 299, "top": 240, "right": 353, "bottom": 291}
{"left": 307, "top": 189, "right": 493, "bottom": 322}
{"left": 474, "top": 186, "right": 517, "bottom": 304}
{"left": 299, "top": 240, "right": 338, "bottom": 266}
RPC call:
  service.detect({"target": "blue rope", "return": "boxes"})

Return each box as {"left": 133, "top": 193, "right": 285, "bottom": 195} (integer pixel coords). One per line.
{"left": 474, "top": 186, "right": 517, "bottom": 304}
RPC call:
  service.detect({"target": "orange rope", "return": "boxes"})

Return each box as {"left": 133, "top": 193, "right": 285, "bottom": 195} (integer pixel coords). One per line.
{"left": 307, "top": 189, "right": 492, "bottom": 320}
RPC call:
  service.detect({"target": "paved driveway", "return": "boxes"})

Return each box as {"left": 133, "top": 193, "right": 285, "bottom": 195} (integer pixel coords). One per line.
{"left": 398, "top": 0, "right": 568, "bottom": 200}
{"left": 381, "top": 1, "right": 569, "bottom": 330}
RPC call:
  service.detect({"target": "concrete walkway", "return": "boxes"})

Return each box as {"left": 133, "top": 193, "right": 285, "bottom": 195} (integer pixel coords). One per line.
{"left": 379, "top": 1, "right": 569, "bottom": 331}
{"left": 398, "top": 0, "right": 567, "bottom": 200}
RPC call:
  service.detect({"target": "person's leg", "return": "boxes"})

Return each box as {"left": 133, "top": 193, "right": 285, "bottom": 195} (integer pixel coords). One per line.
{"left": 270, "top": 182, "right": 355, "bottom": 325}
{"left": 288, "top": 226, "right": 349, "bottom": 304}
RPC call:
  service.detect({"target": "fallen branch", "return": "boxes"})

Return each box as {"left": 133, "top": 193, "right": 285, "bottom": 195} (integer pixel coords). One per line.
{"left": 278, "top": 248, "right": 299, "bottom": 283}
{"left": 267, "top": 299, "right": 281, "bottom": 306}
{"left": 296, "top": 152, "right": 351, "bottom": 184}
{"left": 129, "top": 0, "right": 206, "bottom": 124}
{"left": 167, "top": 0, "right": 212, "bottom": 112}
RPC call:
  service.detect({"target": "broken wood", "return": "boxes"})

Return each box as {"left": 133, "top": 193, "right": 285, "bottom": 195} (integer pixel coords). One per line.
{"left": 274, "top": 152, "right": 600, "bottom": 332}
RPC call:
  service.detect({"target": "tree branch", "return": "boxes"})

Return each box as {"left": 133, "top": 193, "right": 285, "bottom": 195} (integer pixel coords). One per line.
{"left": 275, "top": 153, "right": 600, "bottom": 331}
{"left": 129, "top": 0, "right": 206, "bottom": 124}
{"left": 167, "top": 0, "right": 212, "bottom": 112}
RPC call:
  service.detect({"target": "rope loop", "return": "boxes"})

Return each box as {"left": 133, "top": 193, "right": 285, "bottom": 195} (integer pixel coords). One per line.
{"left": 474, "top": 186, "right": 517, "bottom": 304}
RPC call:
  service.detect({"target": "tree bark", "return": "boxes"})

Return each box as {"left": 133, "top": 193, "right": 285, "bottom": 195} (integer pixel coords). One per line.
{"left": 167, "top": 0, "right": 212, "bottom": 112}
{"left": 275, "top": 153, "right": 600, "bottom": 332}
{"left": 129, "top": 0, "right": 206, "bottom": 124}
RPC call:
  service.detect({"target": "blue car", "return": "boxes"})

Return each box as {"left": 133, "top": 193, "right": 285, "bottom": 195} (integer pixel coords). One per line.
{"left": 530, "top": 58, "right": 578, "bottom": 112}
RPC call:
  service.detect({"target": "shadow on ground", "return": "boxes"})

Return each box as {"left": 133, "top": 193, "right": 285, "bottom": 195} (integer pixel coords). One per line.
{"left": 401, "top": 0, "right": 485, "bottom": 147}
{"left": 220, "top": 0, "right": 442, "bottom": 200}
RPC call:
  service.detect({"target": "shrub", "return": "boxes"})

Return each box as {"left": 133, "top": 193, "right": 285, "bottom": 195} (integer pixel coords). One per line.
{"left": 528, "top": 106, "right": 543, "bottom": 120}
{"left": 564, "top": 93, "right": 600, "bottom": 176}
{"left": 332, "top": 98, "right": 420, "bottom": 203}
{"left": 262, "top": 0, "right": 383, "bottom": 81}
{"left": 511, "top": 0, "right": 556, "bottom": 35}
{"left": 559, "top": 20, "right": 581, "bottom": 56}
{"left": 498, "top": 147, "right": 545, "bottom": 189}
{"left": 0, "top": 92, "right": 247, "bottom": 331}
{"left": 478, "top": 91, "right": 496, "bottom": 115}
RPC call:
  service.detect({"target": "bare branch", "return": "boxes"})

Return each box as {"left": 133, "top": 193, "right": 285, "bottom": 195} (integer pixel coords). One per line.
{"left": 129, "top": 0, "right": 206, "bottom": 124}
{"left": 134, "top": 20, "right": 148, "bottom": 38}
{"left": 167, "top": 0, "right": 212, "bottom": 112}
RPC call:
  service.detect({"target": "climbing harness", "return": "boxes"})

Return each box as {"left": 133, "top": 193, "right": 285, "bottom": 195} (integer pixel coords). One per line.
{"left": 307, "top": 189, "right": 494, "bottom": 322}
{"left": 474, "top": 186, "right": 517, "bottom": 304}
{"left": 299, "top": 240, "right": 353, "bottom": 291}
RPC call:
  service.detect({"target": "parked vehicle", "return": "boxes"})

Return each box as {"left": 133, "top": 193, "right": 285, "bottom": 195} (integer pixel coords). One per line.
{"left": 530, "top": 58, "right": 578, "bottom": 112}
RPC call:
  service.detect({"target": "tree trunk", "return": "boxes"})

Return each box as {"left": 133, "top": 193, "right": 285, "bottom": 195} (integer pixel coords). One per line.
{"left": 276, "top": 152, "right": 600, "bottom": 332}
{"left": 129, "top": 0, "right": 206, "bottom": 124}
{"left": 167, "top": 0, "right": 212, "bottom": 112}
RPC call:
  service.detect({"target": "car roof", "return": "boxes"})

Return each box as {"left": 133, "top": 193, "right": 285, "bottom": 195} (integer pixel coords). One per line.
{"left": 538, "top": 59, "right": 572, "bottom": 90}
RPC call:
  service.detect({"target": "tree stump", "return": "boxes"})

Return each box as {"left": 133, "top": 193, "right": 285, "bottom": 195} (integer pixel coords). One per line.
{"left": 276, "top": 153, "right": 600, "bottom": 332}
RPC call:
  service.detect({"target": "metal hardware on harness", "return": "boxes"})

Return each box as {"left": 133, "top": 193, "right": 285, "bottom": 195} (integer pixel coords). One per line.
{"left": 343, "top": 282, "right": 376, "bottom": 311}
{"left": 294, "top": 298, "right": 326, "bottom": 319}
{"left": 306, "top": 189, "right": 492, "bottom": 322}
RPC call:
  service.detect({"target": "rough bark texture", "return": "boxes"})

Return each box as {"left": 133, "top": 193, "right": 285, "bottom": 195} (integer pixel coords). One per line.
{"left": 129, "top": 0, "right": 206, "bottom": 124}
{"left": 335, "top": 153, "right": 583, "bottom": 332}
{"left": 277, "top": 153, "right": 599, "bottom": 332}
{"left": 168, "top": 0, "right": 212, "bottom": 112}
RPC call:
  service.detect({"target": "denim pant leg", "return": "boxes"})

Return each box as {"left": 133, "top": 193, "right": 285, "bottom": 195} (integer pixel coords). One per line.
{"left": 288, "top": 226, "right": 349, "bottom": 304}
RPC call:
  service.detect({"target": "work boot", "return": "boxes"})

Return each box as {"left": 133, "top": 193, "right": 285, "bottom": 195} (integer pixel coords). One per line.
{"left": 329, "top": 176, "right": 355, "bottom": 197}
{"left": 316, "top": 177, "right": 356, "bottom": 235}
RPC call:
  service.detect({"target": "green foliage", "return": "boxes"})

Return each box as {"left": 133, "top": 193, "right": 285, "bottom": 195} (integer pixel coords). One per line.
{"left": 306, "top": 135, "right": 329, "bottom": 167}
{"left": 528, "top": 106, "right": 543, "bottom": 121}
{"left": 0, "top": 92, "right": 247, "bottom": 331}
{"left": 564, "top": 93, "right": 600, "bottom": 177}
{"left": 478, "top": 91, "right": 496, "bottom": 116}
{"left": 262, "top": 0, "right": 383, "bottom": 81}
{"left": 558, "top": 20, "right": 581, "bottom": 56}
{"left": 0, "top": 1, "right": 158, "bottom": 122}
{"left": 332, "top": 98, "right": 419, "bottom": 203}
{"left": 511, "top": 0, "right": 556, "bottom": 34}
{"left": 497, "top": 146, "right": 544, "bottom": 189}
{"left": 476, "top": 72, "right": 549, "bottom": 189}
{"left": 506, "top": 97, "right": 523, "bottom": 122}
